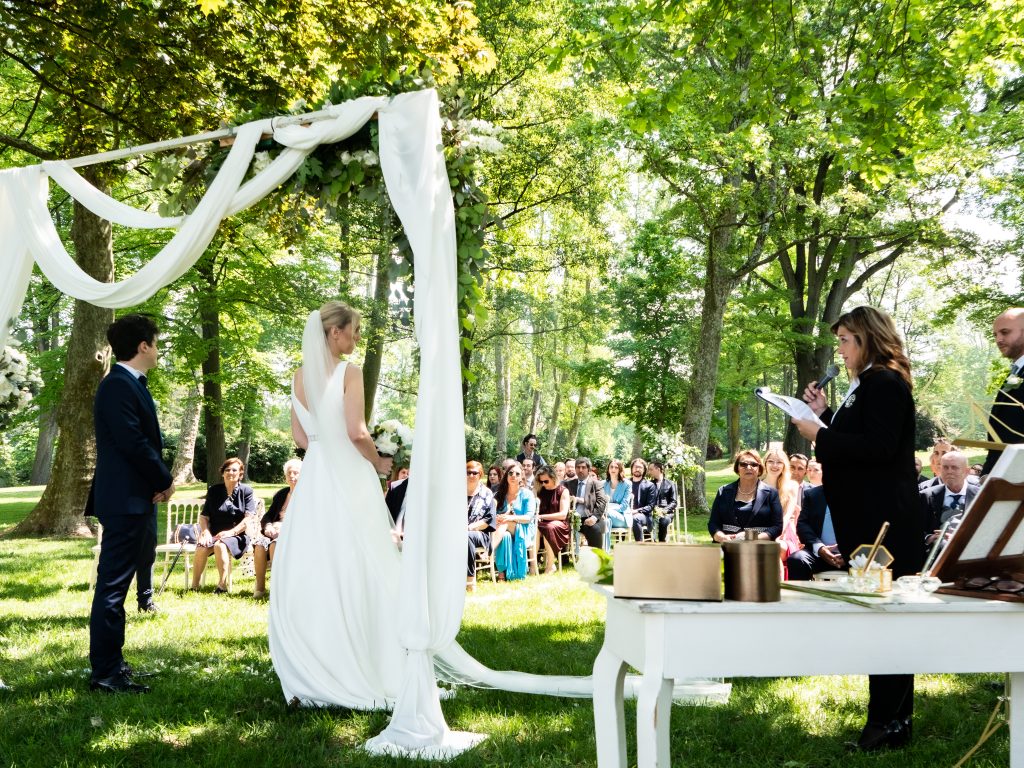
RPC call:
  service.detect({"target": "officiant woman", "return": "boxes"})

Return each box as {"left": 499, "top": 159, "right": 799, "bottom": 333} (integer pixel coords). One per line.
{"left": 792, "top": 305, "right": 924, "bottom": 752}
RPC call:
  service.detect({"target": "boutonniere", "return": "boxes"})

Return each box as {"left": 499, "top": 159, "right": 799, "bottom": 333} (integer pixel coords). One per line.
{"left": 1007, "top": 374, "right": 1022, "bottom": 388}
{"left": 845, "top": 393, "right": 857, "bottom": 408}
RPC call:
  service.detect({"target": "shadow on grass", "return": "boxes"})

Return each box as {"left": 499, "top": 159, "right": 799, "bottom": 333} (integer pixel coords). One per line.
{"left": 455, "top": 621, "right": 603, "bottom": 678}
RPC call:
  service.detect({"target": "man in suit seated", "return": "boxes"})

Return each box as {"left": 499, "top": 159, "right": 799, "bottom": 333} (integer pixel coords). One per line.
{"left": 785, "top": 484, "right": 845, "bottom": 580}
{"left": 636, "top": 460, "right": 675, "bottom": 542}
{"left": 573, "top": 457, "right": 608, "bottom": 548}
{"left": 920, "top": 450, "right": 978, "bottom": 544}
{"left": 627, "top": 458, "right": 657, "bottom": 541}
{"left": 919, "top": 438, "right": 979, "bottom": 490}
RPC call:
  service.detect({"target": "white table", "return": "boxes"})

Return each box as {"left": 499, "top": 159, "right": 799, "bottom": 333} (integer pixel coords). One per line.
{"left": 592, "top": 584, "right": 1024, "bottom": 767}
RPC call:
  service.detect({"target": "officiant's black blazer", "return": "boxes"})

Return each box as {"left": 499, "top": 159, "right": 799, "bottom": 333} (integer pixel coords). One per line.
{"left": 982, "top": 377, "right": 1024, "bottom": 475}
{"left": 814, "top": 368, "right": 924, "bottom": 576}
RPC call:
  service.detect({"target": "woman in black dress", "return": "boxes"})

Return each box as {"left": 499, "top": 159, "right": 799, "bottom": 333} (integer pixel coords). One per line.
{"left": 708, "top": 449, "right": 784, "bottom": 543}
{"left": 190, "top": 457, "right": 256, "bottom": 593}
{"left": 253, "top": 458, "right": 302, "bottom": 599}
{"left": 793, "top": 305, "right": 924, "bottom": 751}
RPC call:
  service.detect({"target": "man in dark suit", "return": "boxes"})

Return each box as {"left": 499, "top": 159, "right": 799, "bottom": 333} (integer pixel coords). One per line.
{"left": 785, "top": 484, "right": 845, "bottom": 580}
{"left": 573, "top": 457, "right": 608, "bottom": 548}
{"left": 515, "top": 433, "right": 546, "bottom": 468}
{"left": 920, "top": 450, "right": 979, "bottom": 540}
{"left": 89, "top": 314, "right": 174, "bottom": 694}
{"left": 626, "top": 458, "right": 657, "bottom": 541}
{"left": 983, "top": 308, "right": 1024, "bottom": 476}
{"left": 385, "top": 472, "right": 408, "bottom": 527}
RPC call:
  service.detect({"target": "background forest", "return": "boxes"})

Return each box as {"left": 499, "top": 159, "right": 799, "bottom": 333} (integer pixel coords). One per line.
{"left": 2, "top": 0, "right": 1024, "bottom": 531}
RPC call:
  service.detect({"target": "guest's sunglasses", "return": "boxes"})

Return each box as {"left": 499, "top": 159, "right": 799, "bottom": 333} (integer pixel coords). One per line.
{"left": 466, "top": 470, "right": 480, "bottom": 476}
{"left": 738, "top": 461, "right": 760, "bottom": 469}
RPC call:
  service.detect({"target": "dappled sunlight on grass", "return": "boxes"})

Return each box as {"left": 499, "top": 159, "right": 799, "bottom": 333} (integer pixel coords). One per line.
{"left": 0, "top": 499, "right": 1012, "bottom": 767}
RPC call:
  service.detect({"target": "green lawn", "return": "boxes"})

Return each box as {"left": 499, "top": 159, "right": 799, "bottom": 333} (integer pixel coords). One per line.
{"left": 0, "top": 485, "right": 1010, "bottom": 767}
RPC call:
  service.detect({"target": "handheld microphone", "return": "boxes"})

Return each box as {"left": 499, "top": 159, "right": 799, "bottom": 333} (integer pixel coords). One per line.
{"left": 814, "top": 364, "right": 840, "bottom": 391}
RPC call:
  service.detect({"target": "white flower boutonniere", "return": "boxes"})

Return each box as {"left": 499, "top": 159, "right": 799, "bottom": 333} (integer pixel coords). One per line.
{"left": 845, "top": 393, "right": 857, "bottom": 408}
{"left": 1007, "top": 374, "right": 1022, "bottom": 388}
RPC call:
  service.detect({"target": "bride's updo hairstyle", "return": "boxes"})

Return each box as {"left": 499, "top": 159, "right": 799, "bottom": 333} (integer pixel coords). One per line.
{"left": 319, "top": 300, "right": 359, "bottom": 335}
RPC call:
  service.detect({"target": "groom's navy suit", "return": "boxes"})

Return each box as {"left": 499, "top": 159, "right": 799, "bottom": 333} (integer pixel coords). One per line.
{"left": 89, "top": 363, "right": 171, "bottom": 682}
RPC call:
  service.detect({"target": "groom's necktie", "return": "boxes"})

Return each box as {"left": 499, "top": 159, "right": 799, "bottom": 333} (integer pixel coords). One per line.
{"left": 949, "top": 493, "right": 963, "bottom": 511}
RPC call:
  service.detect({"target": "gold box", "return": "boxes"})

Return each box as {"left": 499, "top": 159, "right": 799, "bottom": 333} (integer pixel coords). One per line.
{"left": 613, "top": 542, "right": 723, "bottom": 601}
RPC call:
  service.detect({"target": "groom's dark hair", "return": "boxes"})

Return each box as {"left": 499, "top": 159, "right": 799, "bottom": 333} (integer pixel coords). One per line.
{"left": 107, "top": 314, "right": 159, "bottom": 361}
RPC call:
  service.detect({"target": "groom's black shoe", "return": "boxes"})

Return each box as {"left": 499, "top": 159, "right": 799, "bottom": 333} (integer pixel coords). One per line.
{"left": 848, "top": 718, "right": 912, "bottom": 752}
{"left": 90, "top": 672, "right": 150, "bottom": 694}
{"left": 120, "top": 661, "right": 156, "bottom": 680}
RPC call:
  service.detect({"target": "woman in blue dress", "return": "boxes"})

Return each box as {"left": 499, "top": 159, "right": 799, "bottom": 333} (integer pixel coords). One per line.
{"left": 603, "top": 458, "right": 631, "bottom": 530}
{"left": 493, "top": 461, "right": 535, "bottom": 580}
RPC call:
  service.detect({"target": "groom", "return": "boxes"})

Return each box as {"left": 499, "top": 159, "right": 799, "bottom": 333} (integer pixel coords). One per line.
{"left": 88, "top": 314, "right": 174, "bottom": 694}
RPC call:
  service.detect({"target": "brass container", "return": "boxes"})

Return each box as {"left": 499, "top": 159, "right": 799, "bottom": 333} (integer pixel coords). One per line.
{"left": 722, "top": 540, "right": 781, "bottom": 602}
{"left": 613, "top": 542, "right": 723, "bottom": 601}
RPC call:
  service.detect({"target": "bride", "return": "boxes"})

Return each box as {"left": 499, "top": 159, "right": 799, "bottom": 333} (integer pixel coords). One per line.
{"left": 268, "top": 301, "right": 402, "bottom": 708}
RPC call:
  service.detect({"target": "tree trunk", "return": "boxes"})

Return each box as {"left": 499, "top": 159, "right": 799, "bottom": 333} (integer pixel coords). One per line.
{"left": 237, "top": 413, "right": 253, "bottom": 481}
{"left": 528, "top": 354, "right": 542, "bottom": 434}
{"left": 631, "top": 423, "right": 644, "bottom": 462}
{"left": 548, "top": 366, "right": 561, "bottom": 450}
{"left": 566, "top": 385, "right": 589, "bottom": 454}
{"left": 15, "top": 190, "right": 113, "bottom": 535}
{"left": 29, "top": 409, "right": 58, "bottom": 485}
{"left": 171, "top": 382, "right": 201, "bottom": 485}
{"left": 197, "top": 256, "right": 225, "bottom": 482}
{"left": 727, "top": 400, "right": 741, "bottom": 458}
{"left": 681, "top": 261, "right": 739, "bottom": 514}
{"left": 494, "top": 332, "right": 510, "bottom": 460}
{"left": 362, "top": 206, "right": 393, "bottom": 422}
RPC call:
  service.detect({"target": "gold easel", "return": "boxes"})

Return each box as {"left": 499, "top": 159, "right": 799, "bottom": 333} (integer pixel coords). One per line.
{"left": 952, "top": 389, "right": 1024, "bottom": 451}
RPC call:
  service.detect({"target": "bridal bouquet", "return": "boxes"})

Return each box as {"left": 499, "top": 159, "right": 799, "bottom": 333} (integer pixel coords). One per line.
{"left": 370, "top": 419, "right": 413, "bottom": 466}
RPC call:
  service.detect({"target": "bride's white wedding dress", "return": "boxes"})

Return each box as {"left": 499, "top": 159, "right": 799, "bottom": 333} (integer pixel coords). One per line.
{"left": 268, "top": 318, "right": 404, "bottom": 708}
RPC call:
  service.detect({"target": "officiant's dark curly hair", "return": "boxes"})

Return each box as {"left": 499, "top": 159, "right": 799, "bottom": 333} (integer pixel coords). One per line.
{"left": 320, "top": 300, "right": 359, "bottom": 333}
{"left": 831, "top": 306, "right": 912, "bottom": 390}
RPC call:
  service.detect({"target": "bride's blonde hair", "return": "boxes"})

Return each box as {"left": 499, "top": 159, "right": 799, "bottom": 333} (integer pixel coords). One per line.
{"left": 320, "top": 300, "right": 359, "bottom": 335}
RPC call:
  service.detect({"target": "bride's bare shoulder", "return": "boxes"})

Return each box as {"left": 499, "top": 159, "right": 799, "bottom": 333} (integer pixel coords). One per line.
{"left": 292, "top": 368, "right": 306, "bottom": 400}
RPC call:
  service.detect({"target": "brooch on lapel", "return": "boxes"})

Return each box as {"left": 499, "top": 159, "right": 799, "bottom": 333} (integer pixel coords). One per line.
{"left": 1007, "top": 374, "right": 1022, "bottom": 388}
{"left": 845, "top": 394, "right": 856, "bottom": 408}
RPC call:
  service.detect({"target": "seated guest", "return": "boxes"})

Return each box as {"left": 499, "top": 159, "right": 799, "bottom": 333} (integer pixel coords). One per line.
{"left": 969, "top": 463, "right": 983, "bottom": 477}
{"left": 191, "top": 457, "right": 256, "bottom": 593}
{"left": 920, "top": 439, "right": 979, "bottom": 490}
{"left": 522, "top": 457, "right": 537, "bottom": 490}
{"left": 790, "top": 453, "right": 810, "bottom": 487}
{"left": 487, "top": 465, "right": 503, "bottom": 494}
{"left": 920, "top": 450, "right": 979, "bottom": 545}
{"left": 493, "top": 462, "right": 535, "bottom": 580}
{"left": 535, "top": 465, "right": 570, "bottom": 573}
{"left": 708, "top": 450, "right": 783, "bottom": 543}
{"left": 466, "top": 461, "right": 497, "bottom": 590}
{"left": 627, "top": 458, "right": 657, "bottom": 542}
{"left": 785, "top": 484, "right": 845, "bottom": 579}
{"left": 914, "top": 457, "right": 928, "bottom": 486}
{"left": 562, "top": 458, "right": 577, "bottom": 489}
{"left": 516, "top": 433, "right": 546, "bottom": 467}
{"left": 253, "top": 458, "right": 301, "bottom": 599}
{"left": 603, "top": 459, "right": 631, "bottom": 530}
{"left": 554, "top": 461, "right": 566, "bottom": 483}
{"left": 574, "top": 457, "right": 608, "bottom": 548}
{"left": 646, "top": 460, "right": 677, "bottom": 542}
{"left": 763, "top": 448, "right": 801, "bottom": 558}
{"left": 806, "top": 459, "right": 823, "bottom": 486}
{"left": 385, "top": 467, "right": 409, "bottom": 527}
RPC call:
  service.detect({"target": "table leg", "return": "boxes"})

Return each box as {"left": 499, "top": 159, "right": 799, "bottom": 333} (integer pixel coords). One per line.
{"left": 594, "top": 646, "right": 628, "bottom": 768}
{"left": 1011, "top": 672, "right": 1023, "bottom": 768}
{"left": 634, "top": 651, "right": 675, "bottom": 765}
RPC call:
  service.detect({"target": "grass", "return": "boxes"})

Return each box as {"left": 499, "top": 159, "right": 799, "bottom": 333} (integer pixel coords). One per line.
{"left": 0, "top": 486, "right": 1011, "bottom": 767}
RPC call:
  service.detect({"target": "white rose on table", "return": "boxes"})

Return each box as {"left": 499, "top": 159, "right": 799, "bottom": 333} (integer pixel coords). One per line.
{"left": 577, "top": 548, "right": 601, "bottom": 582}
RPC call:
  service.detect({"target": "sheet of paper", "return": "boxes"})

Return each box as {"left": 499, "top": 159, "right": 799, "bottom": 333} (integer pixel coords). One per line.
{"left": 755, "top": 387, "right": 827, "bottom": 428}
